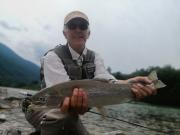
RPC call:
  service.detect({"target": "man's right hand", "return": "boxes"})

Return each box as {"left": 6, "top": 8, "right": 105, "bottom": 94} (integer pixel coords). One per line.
{"left": 60, "top": 88, "right": 88, "bottom": 115}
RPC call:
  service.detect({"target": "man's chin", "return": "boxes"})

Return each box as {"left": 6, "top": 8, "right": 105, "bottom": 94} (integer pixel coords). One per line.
{"left": 74, "top": 41, "right": 86, "bottom": 46}
{"left": 76, "top": 43, "right": 85, "bottom": 48}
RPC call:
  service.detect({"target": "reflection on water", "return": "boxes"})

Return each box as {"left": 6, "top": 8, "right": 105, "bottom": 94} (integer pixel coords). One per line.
{"left": 81, "top": 102, "right": 180, "bottom": 135}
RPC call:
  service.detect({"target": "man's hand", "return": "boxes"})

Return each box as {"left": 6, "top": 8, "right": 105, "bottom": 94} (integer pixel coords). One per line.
{"left": 123, "top": 76, "right": 157, "bottom": 99}
{"left": 60, "top": 88, "right": 88, "bottom": 115}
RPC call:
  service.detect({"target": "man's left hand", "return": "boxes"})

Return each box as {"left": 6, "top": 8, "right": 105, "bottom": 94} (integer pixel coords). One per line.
{"left": 124, "top": 77, "right": 157, "bottom": 99}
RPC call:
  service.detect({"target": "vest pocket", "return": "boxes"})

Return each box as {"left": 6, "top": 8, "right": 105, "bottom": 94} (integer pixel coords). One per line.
{"left": 82, "top": 63, "right": 95, "bottom": 79}
{"left": 65, "top": 65, "right": 82, "bottom": 80}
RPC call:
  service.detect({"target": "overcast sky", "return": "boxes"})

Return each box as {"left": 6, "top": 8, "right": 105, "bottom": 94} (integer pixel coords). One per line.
{"left": 0, "top": 0, "right": 180, "bottom": 73}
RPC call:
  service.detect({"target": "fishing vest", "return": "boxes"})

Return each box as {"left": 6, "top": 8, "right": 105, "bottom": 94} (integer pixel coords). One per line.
{"left": 40, "top": 44, "right": 95, "bottom": 88}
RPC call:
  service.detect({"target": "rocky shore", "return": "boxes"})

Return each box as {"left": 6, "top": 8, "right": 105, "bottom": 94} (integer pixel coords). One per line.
{"left": 0, "top": 87, "right": 180, "bottom": 135}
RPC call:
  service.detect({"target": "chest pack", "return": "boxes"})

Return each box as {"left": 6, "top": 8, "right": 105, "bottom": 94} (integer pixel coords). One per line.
{"left": 40, "top": 45, "right": 95, "bottom": 88}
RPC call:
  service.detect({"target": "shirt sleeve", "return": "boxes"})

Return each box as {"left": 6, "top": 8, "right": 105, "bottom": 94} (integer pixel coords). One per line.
{"left": 43, "top": 51, "right": 70, "bottom": 87}
{"left": 94, "top": 52, "right": 117, "bottom": 80}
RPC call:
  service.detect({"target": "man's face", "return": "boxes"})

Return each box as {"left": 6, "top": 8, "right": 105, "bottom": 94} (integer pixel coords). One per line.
{"left": 63, "top": 18, "right": 90, "bottom": 50}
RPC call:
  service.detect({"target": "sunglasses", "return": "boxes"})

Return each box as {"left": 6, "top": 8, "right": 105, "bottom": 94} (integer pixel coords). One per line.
{"left": 66, "top": 18, "right": 89, "bottom": 30}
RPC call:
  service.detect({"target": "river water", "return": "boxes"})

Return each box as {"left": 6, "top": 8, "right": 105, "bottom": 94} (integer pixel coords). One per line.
{"left": 81, "top": 103, "right": 180, "bottom": 135}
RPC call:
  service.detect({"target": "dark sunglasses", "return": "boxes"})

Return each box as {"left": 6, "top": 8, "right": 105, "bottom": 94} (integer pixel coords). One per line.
{"left": 66, "top": 18, "right": 89, "bottom": 30}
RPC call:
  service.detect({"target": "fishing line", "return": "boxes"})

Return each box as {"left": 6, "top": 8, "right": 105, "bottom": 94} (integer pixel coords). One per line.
{"left": 88, "top": 110, "right": 172, "bottom": 134}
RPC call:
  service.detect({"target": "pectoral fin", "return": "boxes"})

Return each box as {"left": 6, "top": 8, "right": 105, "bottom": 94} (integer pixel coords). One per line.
{"left": 97, "top": 106, "right": 107, "bottom": 119}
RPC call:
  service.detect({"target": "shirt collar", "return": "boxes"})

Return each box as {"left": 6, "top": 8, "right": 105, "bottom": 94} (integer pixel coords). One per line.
{"left": 68, "top": 44, "right": 87, "bottom": 60}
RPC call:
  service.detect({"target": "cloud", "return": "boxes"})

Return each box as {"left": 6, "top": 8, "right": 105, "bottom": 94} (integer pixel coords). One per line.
{"left": 0, "top": 20, "right": 28, "bottom": 32}
{"left": 43, "top": 25, "right": 53, "bottom": 31}
{"left": 0, "top": 32, "right": 6, "bottom": 38}
{"left": 0, "top": 0, "right": 180, "bottom": 73}
{"left": 0, "top": 31, "right": 11, "bottom": 44}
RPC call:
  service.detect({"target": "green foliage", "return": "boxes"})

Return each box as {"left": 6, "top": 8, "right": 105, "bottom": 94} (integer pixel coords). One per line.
{"left": 20, "top": 81, "right": 41, "bottom": 90}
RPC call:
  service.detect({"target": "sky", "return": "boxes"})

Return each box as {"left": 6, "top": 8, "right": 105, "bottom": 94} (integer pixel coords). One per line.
{"left": 0, "top": 0, "right": 180, "bottom": 73}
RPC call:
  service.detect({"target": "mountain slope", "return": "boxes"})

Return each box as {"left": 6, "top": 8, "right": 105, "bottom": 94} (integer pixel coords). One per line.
{"left": 0, "top": 42, "right": 40, "bottom": 87}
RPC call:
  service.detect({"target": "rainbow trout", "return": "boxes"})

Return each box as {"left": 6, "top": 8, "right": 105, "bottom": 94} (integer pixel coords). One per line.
{"left": 28, "top": 71, "right": 166, "bottom": 111}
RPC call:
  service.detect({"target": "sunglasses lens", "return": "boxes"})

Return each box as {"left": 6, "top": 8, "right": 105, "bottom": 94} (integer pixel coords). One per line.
{"left": 79, "top": 23, "right": 88, "bottom": 30}
{"left": 68, "top": 23, "right": 77, "bottom": 30}
{"left": 66, "top": 18, "right": 88, "bottom": 30}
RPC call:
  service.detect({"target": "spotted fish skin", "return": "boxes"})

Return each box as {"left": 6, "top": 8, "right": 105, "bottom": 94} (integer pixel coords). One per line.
{"left": 30, "top": 71, "right": 166, "bottom": 109}
{"left": 31, "top": 79, "right": 133, "bottom": 108}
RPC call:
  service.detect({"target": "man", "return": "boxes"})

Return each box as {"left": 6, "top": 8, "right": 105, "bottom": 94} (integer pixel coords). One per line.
{"left": 26, "top": 11, "right": 157, "bottom": 135}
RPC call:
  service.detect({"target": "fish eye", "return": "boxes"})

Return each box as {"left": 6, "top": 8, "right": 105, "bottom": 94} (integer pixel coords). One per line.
{"left": 39, "top": 97, "right": 46, "bottom": 102}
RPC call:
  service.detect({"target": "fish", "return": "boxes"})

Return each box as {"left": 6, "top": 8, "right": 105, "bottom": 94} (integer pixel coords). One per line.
{"left": 28, "top": 71, "right": 166, "bottom": 111}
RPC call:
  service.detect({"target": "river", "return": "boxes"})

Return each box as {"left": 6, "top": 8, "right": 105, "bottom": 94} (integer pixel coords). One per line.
{"left": 81, "top": 102, "right": 180, "bottom": 135}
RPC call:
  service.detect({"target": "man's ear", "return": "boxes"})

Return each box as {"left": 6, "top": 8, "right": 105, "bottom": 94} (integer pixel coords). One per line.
{"left": 63, "top": 30, "right": 67, "bottom": 39}
{"left": 86, "top": 30, "right": 90, "bottom": 39}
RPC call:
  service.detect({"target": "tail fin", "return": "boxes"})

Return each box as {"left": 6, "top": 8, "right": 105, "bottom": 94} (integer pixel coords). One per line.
{"left": 154, "top": 80, "right": 166, "bottom": 89}
{"left": 148, "top": 70, "right": 158, "bottom": 81}
{"left": 148, "top": 71, "right": 166, "bottom": 89}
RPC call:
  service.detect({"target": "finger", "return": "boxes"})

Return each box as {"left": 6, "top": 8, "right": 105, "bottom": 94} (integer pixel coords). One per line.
{"left": 143, "top": 84, "right": 158, "bottom": 96}
{"left": 131, "top": 84, "right": 143, "bottom": 99}
{"left": 137, "top": 83, "right": 150, "bottom": 97}
{"left": 141, "top": 85, "right": 154, "bottom": 96}
{"left": 133, "top": 83, "right": 148, "bottom": 98}
{"left": 131, "top": 87, "right": 142, "bottom": 99}
{"left": 135, "top": 77, "right": 152, "bottom": 85}
{"left": 80, "top": 90, "right": 88, "bottom": 114}
{"left": 77, "top": 88, "right": 83, "bottom": 113}
{"left": 60, "top": 97, "right": 70, "bottom": 113}
{"left": 71, "top": 88, "right": 78, "bottom": 108}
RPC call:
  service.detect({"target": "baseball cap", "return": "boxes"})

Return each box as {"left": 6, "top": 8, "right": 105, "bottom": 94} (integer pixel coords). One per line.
{"left": 64, "top": 11, "right": 89, "bottom": 25}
